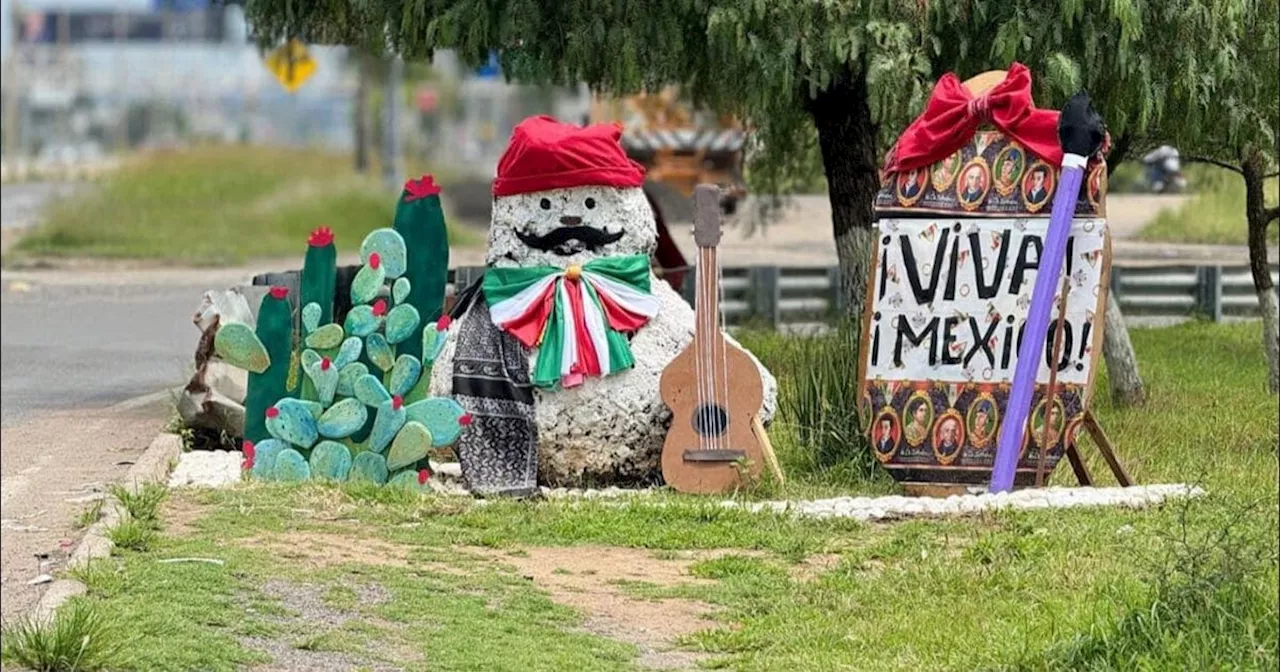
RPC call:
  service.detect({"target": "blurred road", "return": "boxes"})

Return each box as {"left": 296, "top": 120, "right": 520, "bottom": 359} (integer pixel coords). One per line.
{"left": 1, "top": 181, "right": 76, "bottom": 230}
{"left": 0, "top": 272, "right": 207, "bottom": 621}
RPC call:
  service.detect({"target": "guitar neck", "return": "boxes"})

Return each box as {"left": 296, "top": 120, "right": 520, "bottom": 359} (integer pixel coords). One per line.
{"left": 695, "top": 246, "right": 720, "bottom": 340}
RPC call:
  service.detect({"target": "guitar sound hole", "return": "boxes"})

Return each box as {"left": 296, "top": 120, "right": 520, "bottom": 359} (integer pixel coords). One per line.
{"left": 692, "top": 404, "right": 729, "bottom": 437}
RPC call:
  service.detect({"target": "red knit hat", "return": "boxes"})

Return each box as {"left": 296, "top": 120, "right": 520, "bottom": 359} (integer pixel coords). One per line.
{"left": 492, "top": 116, "right": 646, "bottom": 197}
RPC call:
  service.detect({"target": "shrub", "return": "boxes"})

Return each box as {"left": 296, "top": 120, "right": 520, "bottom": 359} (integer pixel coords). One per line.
{"left": 0, "top": 601, "right": 129, "bottom": 672}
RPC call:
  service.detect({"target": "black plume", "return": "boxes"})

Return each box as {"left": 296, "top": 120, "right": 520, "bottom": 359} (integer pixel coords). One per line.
{"left": 1058, "top": 91, "right": 1106, "bottom": 157}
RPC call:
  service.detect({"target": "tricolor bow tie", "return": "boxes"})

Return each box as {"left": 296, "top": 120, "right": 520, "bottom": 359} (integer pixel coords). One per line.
{"left": 484, "top": 255, "right": 661, "bottom": 389}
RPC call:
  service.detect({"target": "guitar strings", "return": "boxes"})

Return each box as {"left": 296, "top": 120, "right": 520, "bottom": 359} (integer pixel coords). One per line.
{"left": 718, "top": 245, "right": 729, "bottom": 449}
{"left": 701, "top": 243, "right": 711, "bottom": 453}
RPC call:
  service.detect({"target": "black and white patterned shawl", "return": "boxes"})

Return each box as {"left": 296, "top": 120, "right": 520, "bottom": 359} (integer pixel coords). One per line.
{"left": 449, "top": 278, "right": 539, "bottom": 497}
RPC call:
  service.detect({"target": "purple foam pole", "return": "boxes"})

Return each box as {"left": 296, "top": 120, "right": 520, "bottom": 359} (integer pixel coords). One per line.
{"left": 989, "top": 154, "right": 1087, "bottom": 493}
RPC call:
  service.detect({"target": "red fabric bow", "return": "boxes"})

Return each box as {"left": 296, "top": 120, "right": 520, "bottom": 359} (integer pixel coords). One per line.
{"left": 884, "top": 63, "right": 1063, "bottom": 173}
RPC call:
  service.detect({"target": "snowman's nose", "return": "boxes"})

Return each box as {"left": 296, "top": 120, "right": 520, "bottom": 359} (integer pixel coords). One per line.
{"left": 560, "top": 215, "right": 582, "bottom": 226}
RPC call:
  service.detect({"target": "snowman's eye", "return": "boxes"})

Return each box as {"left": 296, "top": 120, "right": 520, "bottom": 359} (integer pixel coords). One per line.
{"left": 584, "top": 198, "right": 596, "bottom": 209}
{"left": 539, "top": 198, "right": 551, "bottom": 210}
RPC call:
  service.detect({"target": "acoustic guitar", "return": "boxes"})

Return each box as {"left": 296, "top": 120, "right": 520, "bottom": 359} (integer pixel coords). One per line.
{"left": 659, "top": 185, "right": 766, "bottom": 494}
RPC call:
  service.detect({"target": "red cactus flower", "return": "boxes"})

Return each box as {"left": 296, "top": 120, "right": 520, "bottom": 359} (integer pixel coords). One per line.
{"left": 269, "top": 286, "right": 289, "bottom": 300}
{"left": 308, "top": 226, "right": 334, "bottom": 247}
{"left": 436, "top": 315, "right": 452, "bottom": 331}
{"left": 241, "top": 441, "right": 256, "bottom": 470}
{"left": 372, "top": 299, "right": 387, "bottom": 317}
{"left": 403, "top": 174, "right": 441, "bottom": 202}
{"left": 458, "top": 413, "right": 473, "bottom": 426}
{"left": 265, "top": 407, "right": 279, "bottom": 419}
{"left": 417, "top": 468, "right": 431, "bottom": 485}
{"left": 369, "top": 252, "right": 381, "bottom": 270}
{"left": 320, "top": 357, "right": 332, "bottom": 371}
{"left": 392, "top": 395, "right": 404, "bottom": 410}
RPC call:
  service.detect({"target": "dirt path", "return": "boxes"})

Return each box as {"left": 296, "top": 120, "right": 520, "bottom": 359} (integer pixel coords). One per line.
{"left": 0, "top": 394, "right": 171, "bottom": 622}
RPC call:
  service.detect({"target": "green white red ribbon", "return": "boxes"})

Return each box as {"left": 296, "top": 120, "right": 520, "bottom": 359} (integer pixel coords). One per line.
{"left": 484, "top": 255, "right": 660, "bottom": 389}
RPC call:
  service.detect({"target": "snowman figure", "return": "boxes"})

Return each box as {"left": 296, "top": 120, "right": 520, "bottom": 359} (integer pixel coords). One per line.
{"left": 431, "top": 116, "right": 776, "bottom": 495}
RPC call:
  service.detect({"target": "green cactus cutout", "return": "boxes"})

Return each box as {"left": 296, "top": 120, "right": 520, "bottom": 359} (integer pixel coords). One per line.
{"left": 394, "top": 176, "right": 450, "bottom": 360}
{"left": 351, "top": 261, "right": 386, "bottom": 305}
{"left": 266, "top": 400, "right": 319, "bottom": 448}
{"left": 388, "top": 355, "right": 421, "bottom": 397}
{"left": 302, "top": 227, "right": 338, "bottom": 325}
{"left": 305, "top": 323, "right": 344, "bottom": 350}
{"left": 354, "top": 373, "right": 391, "bottom": 407}
{"left": 384, "top": 304, "right": 420, "bottom": 344}
{"left": 317, "top": 398, "right": 368, "bottom": 439}
{"left": 387, "top": 469, "right": 433, "bottom": 493}
{"left": 344, "top": 304, "right": 383, "bottom": 337}
{"left": 365, "top": 333, "right": 394, "bottom": 373}
{"left": 387, "top": 421, "right": 433, "bottom": 470}
{"left": 405, "top": 398, "right": 468, "bottom": 447}
{"left": 309, "top": 441, "right": 353, "bottom": 480}
{"left": 349, "top": 452, "right": 389, "bottom": 485}
{"left": 249, "top": 438, "right": 287, "bottom": 481}
{"left": 336, "top": 362, "right": 369, "bottom": 397}
{"left": 243, "top": 288, "right": 294, "bottom": 444}
{"left": 214, "top": 322, "right": 270, "bottom": 373}
{"left": 304, "top": 355, "right": 339, "bottom": 405}
{"left": 360, "top": 228, "right": 408, "bottom": 279}
{"left": 335, "top": 337, "right": 362, "bottom": 368}
{"left": 369, "top": 399, "right": 407, "bottom": 453}
{"left": 392, "top": 277, "right": 411, "bottom": 305}
{"left": 301, "top": 302, "right": 322, "bottom": 335}
{"left": 273, "top": 449, "right": 312, "bottom": 482}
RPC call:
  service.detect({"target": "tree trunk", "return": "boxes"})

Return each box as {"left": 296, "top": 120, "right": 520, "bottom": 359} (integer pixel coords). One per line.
{"left": 1102, "top": 290, "right": 1146, "bottom": 406}
{"left": 807, "top": 69, "right": 880, "bottom": 323}
{"left": 1242, "top": 150, "right": 1279, "bottom": 392}
{"left": 353, "top": 53, "right": 373, "bottom": 174}
{"left": 1098, "top": 132, "right": 1148, "bottom": 406}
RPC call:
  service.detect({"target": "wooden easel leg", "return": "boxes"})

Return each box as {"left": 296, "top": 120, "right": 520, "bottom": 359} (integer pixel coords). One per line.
{"left": 1082, "top": 411, "right": 1133, "bottom": 486}
{"left": 1065, "top": 444, "right": 1094, "bottom": 486}
{"left": 751, "top": 416, "right": 785, "bottom": 485}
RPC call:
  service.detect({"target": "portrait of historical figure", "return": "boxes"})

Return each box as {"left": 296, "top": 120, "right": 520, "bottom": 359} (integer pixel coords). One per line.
{"left": 896, "top": 166, "right": 928, "bottom": 206}
{"left": 992, "top": 145, "right": 1026, "bottom": 197}
{"left": 1022, "top": 162, "right": 1056, "bottom": 213}
{"left": 956, "top": 158, "right": 991, "bottom": 211}
{"left": 931, "top": 152, "right": 963, "bottom": 192}
{"left": 1029, "top": 398, "right": 1067, "bottom": 450}
{"left": 871, "top": 410, "right": 902, "bottom": 462}
{"left": 966, "top": 394, "right": 999, "bottom": 449}
{"left": 903, "top": 391, "right": 935, "bottom": 447}
{"left": 1087, "top": 163, "right": 1106, "bottom": 210}
{"left": 932, "top": 410, "right": 966, "bottom": 465}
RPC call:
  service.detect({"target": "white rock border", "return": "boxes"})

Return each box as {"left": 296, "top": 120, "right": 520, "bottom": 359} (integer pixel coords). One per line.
{"left": 30, "top": 433, "right": 183, "bottom": 625}
{"left": 724, "top": 484, "right": 1205, "bottom": 522}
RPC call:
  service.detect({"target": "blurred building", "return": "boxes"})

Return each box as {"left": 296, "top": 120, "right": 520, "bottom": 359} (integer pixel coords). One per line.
{"left": 1, "top": 0, "right": 354, "bottom": 160}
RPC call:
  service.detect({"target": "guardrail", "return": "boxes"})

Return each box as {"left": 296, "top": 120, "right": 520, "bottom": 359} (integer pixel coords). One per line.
{"left": 255, "top": 263, "right": 1280, "bottom": 329}
{"left": 0, "top": 158, "right": 122, "bottom": 184}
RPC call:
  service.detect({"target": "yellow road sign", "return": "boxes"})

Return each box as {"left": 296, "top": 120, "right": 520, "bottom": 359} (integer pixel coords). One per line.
{"left": 265, "top": 40, "right": 317, "bottom": 93}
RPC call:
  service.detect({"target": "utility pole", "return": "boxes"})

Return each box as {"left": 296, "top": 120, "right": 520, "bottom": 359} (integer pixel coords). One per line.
{"left": 381, "top": 55, "right": 403, "bottom": 191}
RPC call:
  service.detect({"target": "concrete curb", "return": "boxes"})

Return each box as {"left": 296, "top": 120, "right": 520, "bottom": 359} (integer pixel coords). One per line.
{"left": 30, "top": 432, "right": 183, "bottom": 625}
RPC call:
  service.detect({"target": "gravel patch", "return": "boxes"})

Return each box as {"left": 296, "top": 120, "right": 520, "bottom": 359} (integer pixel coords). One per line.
{"left": 726, "top": 484, "right": 1204, "bottom": 521}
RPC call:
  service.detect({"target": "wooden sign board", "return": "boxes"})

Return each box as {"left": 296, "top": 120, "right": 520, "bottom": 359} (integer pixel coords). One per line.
{"left": 856, "top": 217, "right": 1111, "bottom": 486}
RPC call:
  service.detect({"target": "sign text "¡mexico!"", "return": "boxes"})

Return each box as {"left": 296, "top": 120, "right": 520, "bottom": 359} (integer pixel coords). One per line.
{"left": 265, "top": 39, "right": 317, "bottom": 93}
{"left": 863, "top": 217, "right": 1109, "bottom": 388}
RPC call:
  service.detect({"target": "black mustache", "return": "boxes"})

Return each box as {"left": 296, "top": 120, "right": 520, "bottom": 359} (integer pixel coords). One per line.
{"left": 515, "top": 225, "right": 624, "bottom": 253}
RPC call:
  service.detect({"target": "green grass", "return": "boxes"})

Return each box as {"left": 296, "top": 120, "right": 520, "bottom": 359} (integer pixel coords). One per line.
{"left": 1, "top": 601, "right": 132, "bottom": 671}
{"left": 12, "top": 146, "right": 481, "bottom": 265}
{"left": 105, "top": 518, "right": 158, "bottom": 553}
{"left": 39, "top": 321, "right": 1279, "bottom": 671}
{"left": 107, "top": 483, "right": 168, "bottom": 527}
{"left": 1138, "top": 165, "right": 1280, "bottom": 245}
